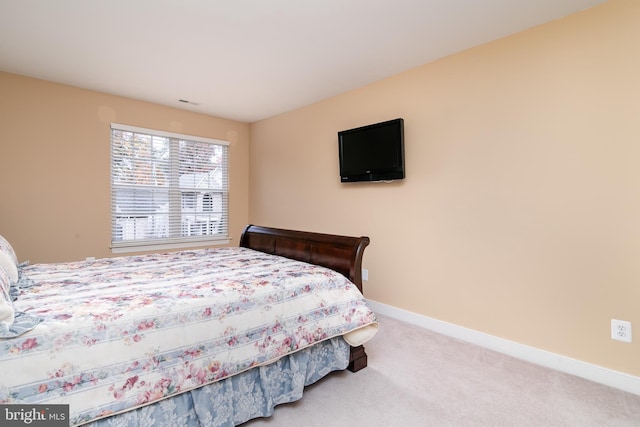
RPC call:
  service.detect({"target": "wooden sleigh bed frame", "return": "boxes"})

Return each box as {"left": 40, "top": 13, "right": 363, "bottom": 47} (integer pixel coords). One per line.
{"left": 239, "top": 224, "right": 371, "bottom": 372}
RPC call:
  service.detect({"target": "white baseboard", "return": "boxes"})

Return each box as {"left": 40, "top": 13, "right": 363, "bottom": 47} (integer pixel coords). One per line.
{"left": 367, "top": 299, "right": 640, "bottom": 396}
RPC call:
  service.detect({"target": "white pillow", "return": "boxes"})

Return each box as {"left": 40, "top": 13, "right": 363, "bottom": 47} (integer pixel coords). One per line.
{"left": 0, "top": 265, "right": 15, "bottom": 326}
{"left": 0, "top": 235, "right": 19, "bottom": 283}
{"left": 0, "top": 234, "right": 17, "bottom": 263}
{"left": 0, "top": 252, "right": 18, "bottom": 283}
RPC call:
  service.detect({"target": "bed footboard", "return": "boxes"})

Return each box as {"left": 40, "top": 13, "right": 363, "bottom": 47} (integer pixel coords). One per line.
{"left": 348, "top": 345, "right": 368, "bottom": 372}
{"left": 239, "top": 224, "right": 371, "bottom": 372}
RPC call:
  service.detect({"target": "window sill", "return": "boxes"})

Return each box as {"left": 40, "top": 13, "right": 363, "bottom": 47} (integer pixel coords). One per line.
{"left": 111, "top": 238, "right": 231, "bottom": 254}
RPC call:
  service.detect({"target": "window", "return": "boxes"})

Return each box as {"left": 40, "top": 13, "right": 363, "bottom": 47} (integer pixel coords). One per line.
{"left": 110, "top": 123, "right": 229, "bottom": 253}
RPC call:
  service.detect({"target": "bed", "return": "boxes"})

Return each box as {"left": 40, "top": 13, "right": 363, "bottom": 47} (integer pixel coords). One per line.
{"left": 0, "top": 225, "right": 377, "bottom": 426}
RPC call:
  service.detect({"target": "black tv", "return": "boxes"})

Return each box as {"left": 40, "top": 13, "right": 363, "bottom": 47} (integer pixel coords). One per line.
{"left": 338, "top": 118, "right": 405, "bottom": 182}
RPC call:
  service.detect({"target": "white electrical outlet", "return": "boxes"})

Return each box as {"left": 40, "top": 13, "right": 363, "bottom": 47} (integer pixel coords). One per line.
{"left": 362, "top": 268, "right": 369, "bottom": 281}
{"left": 611, "top": 319, "right": 632, "bottom": 343}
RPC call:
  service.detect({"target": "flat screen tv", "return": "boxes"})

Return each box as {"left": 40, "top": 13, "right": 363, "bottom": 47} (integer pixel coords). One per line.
{"left": 338, "top": 118, "right": 405, "bottom": 182}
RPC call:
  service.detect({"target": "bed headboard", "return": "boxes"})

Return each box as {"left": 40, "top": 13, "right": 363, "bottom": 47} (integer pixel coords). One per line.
{"left": 239, "top": 225, "right": 370, "bottom": 293}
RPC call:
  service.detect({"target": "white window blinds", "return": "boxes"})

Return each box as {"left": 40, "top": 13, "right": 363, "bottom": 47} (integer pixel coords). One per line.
{"left": 110, "top": 123, "right": 229, "bottom": 252}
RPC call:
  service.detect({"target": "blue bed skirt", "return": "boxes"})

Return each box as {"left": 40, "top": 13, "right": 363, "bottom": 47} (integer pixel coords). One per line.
{"left": 83, "top": 337, "right": 350, "bottom": 427}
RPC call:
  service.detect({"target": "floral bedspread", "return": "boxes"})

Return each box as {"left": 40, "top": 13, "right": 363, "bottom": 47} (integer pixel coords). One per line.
{"left": 0, "top": 247, "right": 377, "bottom": 426}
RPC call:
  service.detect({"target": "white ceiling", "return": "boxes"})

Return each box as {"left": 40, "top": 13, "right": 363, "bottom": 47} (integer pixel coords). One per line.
{"left": 0, "top": 0, "right": 606, "bottom": 123}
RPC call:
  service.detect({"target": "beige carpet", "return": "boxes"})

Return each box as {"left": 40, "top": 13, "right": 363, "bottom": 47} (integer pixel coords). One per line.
{"left": 245, "top": 315, "right": 640, "bottom": 427}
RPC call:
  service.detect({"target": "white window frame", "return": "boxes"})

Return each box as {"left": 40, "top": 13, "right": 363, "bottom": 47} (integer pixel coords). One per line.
{"left": 110, "top": 123, "right": 230, "bottom": 253}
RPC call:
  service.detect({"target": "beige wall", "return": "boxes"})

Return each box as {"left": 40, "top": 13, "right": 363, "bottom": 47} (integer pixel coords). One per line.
{"left": 0, "top": 72, "right": 250, "bottom": 263}
{"left": 249, "top": 0, "right": 640, "bottom": 376}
